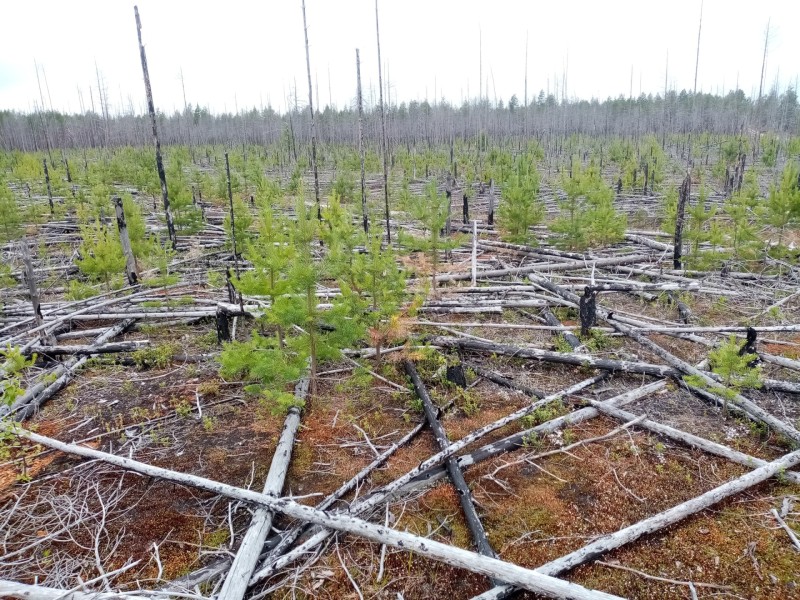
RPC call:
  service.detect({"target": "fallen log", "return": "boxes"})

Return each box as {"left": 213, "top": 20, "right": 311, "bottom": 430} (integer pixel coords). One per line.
{"left": 0, "top": 580, "right": 152, "bottom": 600}
{"left": 472, "top": 447, "right": 800, "bottom": 600}
{"left": 25, "top": 341, "right": 148, "bottom": 356}
{"left": 5, "top": 425, "right": 622, "bottom": 600}
{"left": 590, "top": 401, "right": 800, "bottom": 484}
{"left": 542, "top": 308, "right": 582, "bottom": 350}
{"left": 405, "top": 360, "right": 498, "bottom": 566}
{"left": 431, "top": 336, "right": 678, "bottom": 379}
{"left": 216, "top": 378, "right": 307, "bottom": 600}
{"left": 465, "top": 363, "right": 546, "bottom": 398}
{"left": 435, "top": 253, "right": 654, "bottom": 283}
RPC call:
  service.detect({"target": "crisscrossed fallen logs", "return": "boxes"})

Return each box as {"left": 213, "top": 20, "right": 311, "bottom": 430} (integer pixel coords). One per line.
{"left": 471, "top": 447, "right": 800, "bottom": 600}
{"left": 0, "top": 319, "right": 136, "bottom": 421}
{"left": 397, "top": 381, "right": 667, "bottom": 495}
{"left": 248, "top": 376, "right": 605, "bottom": 582}
{"left": 404, "top": 360, "right": 498, "bottom": 566}
{"left": 2, "top": 425, "right": 623, "bottom": 600}
{"left": 216, "top": 378, "right": 308, "bottom": 600}
{"left": 167, "top": 420, "right": 428, "bottom": 591}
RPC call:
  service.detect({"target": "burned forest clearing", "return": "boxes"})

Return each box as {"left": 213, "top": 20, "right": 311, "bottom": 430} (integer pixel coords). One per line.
{"left": 2, "top": 3, "right": 800, "bottom": 599}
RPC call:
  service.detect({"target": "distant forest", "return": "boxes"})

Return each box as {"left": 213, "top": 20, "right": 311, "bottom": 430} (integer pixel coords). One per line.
{"left": 1, "top": 87, "right": 798, "bottom": 152}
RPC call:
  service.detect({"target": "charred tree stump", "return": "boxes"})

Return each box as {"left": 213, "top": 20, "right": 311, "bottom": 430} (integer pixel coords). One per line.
{"left": 667, "top": 291, "right": 691, "bottom": 324}
{"left": 113, "top": 196, "right": 139, "bottom": 286}
{"left": 739, "top": 327, "right": 759, "bottom": 367}
{"left": 673, "top": 170, "right": 691, "bottom": 269}
{"left": 42, "top": 158, "right": 53, "bottom": 214}
{"left": 404, "top": 360, "right": 500, "bottom": 575}
{"left": 463, "top": 192, "right": 469, "bottom": 223}
{"left": 579, "top": 287, "right": 597, "bottom": 337}
{"left": 487, "top": 178, "right": 495, "bottom": 226}
{"left": 446, "top": 364, "right": 467, "bottom": 388}
{"left": 134, "top": 5, "right": 178, "bottom": 250}
{"left": 20, "top": 243, "right": 55, "bottom": 346}
{"left": 216, "top": 306, "right": 231, "bottom": 343}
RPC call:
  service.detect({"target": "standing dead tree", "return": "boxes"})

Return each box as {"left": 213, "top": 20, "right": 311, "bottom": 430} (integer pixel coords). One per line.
{"left": 356, "top": 49, "right": 368, "bottom": 234}
{"left": 375, "top": 0, "right": 391, "bottom": 242}
{"left": 134, "top": 5, "right": 177, "bottom": 250}
{"left": 673, "top": 170, "right": 690, "bottom": 269}
{"left": 301, "top": 0, "right": 321, "bottom": 220}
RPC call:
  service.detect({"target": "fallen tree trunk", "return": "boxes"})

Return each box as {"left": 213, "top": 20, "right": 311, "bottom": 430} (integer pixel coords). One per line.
{"left": 589, "top": 400, "right": 800, "bottom": 484}
{"left": 435, "top": 253, "right": 654, "bottom": 283}
{"left": 216, "top": 378, "right": 307, "bottom": 600}
{"left": 466, "top": 363, "right": 546, "bottom": 398}
{"left": 0, "top": 580, "right": 152, "bottom": 600}
{"left": 473, "top": 447, "right": 800, "bottom": 600}
{"left": 542, "top": 307, "right": 582, "bottom": 350}
{"left": 431, "top": 336, "right": 678, "bottom": 378}
{"left": 405, "top": 360, "right": 498, "bottom": 564}
{"left": 25, "top": 341, "right": 147, "bottom": 356}
{"left": 5, "top": 425, "right": 622, "bottom": 600}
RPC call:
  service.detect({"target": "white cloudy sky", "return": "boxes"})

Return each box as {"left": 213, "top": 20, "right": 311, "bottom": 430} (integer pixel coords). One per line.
{"left": 0, "top": 0, "right": 797, "bottom": 116}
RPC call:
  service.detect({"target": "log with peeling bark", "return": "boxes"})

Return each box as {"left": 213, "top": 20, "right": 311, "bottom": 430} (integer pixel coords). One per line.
{"left": 542, "top": 307, "right": 582, "bottom": 350}
{"left": 405, "top": 360, "right": 499, "bottom": 566}
{"left": 472, "top": 447, "right": 800, "bottom": 600}
{"left": 4, "top": 425, "right": 623, "bottom": 600}
{"left": 25, "top": 341, "right": 147, "bottom": 356}
{"left": 216, "top": 378, "right": 307, "bottom": 600}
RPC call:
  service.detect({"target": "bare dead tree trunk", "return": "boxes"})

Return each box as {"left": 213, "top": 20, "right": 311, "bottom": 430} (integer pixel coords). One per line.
{"left": 673, "top": 170, "right": 690, "bottom": 269}
{"left": 134, "top": 5, "right": 177, "bottom": 250}
{"left": 356, "top": 49, "right": 368, "bottom": 234}
{"left": 301, "top": 0, "right": 321, "bottom": 220}
{"left": 375, "top": 0, "right": 391, "bottom": 242}
{"left": 224, "top": 152, "right": 240, "bottom": 278}
{"left": 113, "top": 196, "right": 139, "bottom": 285}
{"left": 42, "top": 158, "right": 53, "bottom": 214}
{"left": 19, "top": 242, "right": 52, "bottom": 345}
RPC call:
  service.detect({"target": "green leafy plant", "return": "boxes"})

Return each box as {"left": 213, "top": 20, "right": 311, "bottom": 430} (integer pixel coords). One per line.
{"left": 497, "top": 162, "right": 544, "bottom": 244}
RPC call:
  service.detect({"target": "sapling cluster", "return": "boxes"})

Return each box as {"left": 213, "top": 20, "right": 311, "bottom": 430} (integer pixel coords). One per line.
{"left": 497, "top": 158, "right": 544, "bottom": 244}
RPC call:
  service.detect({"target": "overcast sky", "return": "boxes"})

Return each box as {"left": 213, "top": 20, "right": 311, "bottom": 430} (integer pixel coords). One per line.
{"left": 1, "top": 0, "right": 798, "bottom": 116}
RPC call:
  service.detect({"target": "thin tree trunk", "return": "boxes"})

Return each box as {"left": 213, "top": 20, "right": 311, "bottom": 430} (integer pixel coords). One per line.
{"left": 673, "top": 170, "right": 690, "bottom": 269}
{"left": 356, "top": 49, "right": 368, "bottom": 234}
{"left": 42, "top": 158, "right": 53, "bottom": 214}
{"left": 375, "top": 0, "right": 391, "bottom": 242}
{"left": 134, "top": 5, "right": 177, "bottom": 250}
{"left": 301, "top": 0, "right": 321, "bottom": 220}
{"left": 224, "top": 153, "right": 239, "bottom": 277}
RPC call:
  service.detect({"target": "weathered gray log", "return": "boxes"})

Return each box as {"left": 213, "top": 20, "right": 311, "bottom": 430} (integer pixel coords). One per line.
{"left": 405, "top": 360, "right": 499, "bottom": 567}
{"left": 624, "top": 232, "right": 672, "bottom": 252}
{"left": 435, "top": 253, "right": 654, "bottom": 283}
{"left": 216, "top": 378, "right": 307, "bottom": 600}
{"left": 134, "top": 5, "right": 177, "bottom": 250}
{"left": 589, "top": 400, "right": 800, "bottom": 484}
{"left": 472, "top": 447, "right": 800, "bottom": 599}
{"left": 113, "top": 196, "right": 139, "bottom": 285}
{"left": 5, "top": 425, "right": 621, "bottom": 600}
{"left": 542, "top": 308, "right": 582, "bottom": 350}
{"left": 0, "top": 580, "right": 152, "bottom": 600}
{"left": 431, "top": 336, "right": 678, "bottom": 378}
{"left": 26, "top": 341, "right": 147, "bottom": 356}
